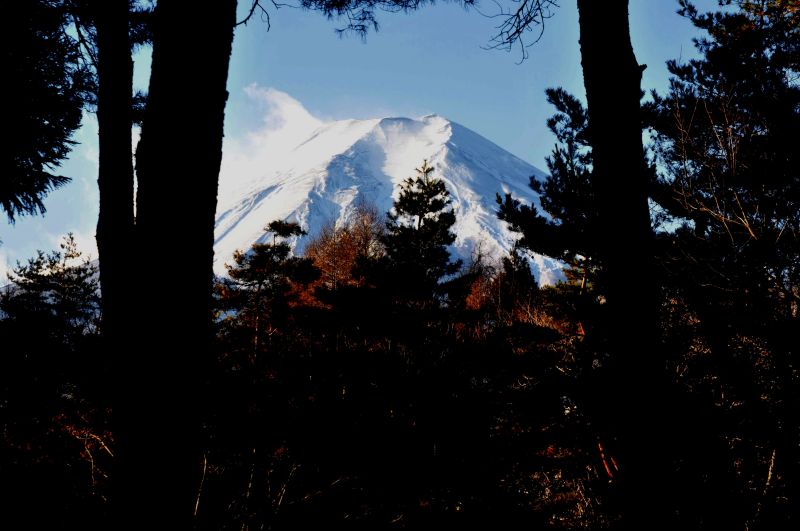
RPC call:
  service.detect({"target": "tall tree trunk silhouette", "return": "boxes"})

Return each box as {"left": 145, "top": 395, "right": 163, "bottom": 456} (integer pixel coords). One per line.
{"left": 115, "top": 0, "right": 237, "bottom": 526}
{"left": 94, "top": 1, "right": 137, "bottom": 523}
{"left": 94, "top": 0, "right": 134, "bottom": 364}
{"left": 577, "top": 1, "right": 667, "bottom": 528}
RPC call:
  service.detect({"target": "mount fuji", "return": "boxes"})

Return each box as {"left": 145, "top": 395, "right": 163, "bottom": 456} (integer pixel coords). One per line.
{"left": 214, "top": 87, "right": 564, "bottom": 285}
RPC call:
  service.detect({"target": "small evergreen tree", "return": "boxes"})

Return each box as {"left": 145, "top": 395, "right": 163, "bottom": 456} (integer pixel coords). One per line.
{"left": 216, "top": 220, "right": 319, "bottom": 358}
{"left": 382, "top": 160, "right": 462, "bottom": 306}
{"left": 1, "top": 233, "right": 100, "bottom": 347}
{"left": 497, "top": 87, "right": 598, "bottom": 291}
{"left": 0, "top": 235, "right": 108, "bottom": 528}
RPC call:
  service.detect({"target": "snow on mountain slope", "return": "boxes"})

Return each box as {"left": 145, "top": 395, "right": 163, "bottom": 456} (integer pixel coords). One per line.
{"left": 215, "top": 88, "right": 565, "bottom": 285}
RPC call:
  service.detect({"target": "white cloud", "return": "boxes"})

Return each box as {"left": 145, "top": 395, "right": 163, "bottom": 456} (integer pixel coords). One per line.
{"left": 68, "top": 230, "right": 98, "bottom": 261}
{"left": 44, "top": 229, "right": 98, "bottom": 264}
{"left": 244, "top": 84, "right": 323, "bottom": 134}
{"left": 218, "top": 86, "right": 327, "bottom": 206}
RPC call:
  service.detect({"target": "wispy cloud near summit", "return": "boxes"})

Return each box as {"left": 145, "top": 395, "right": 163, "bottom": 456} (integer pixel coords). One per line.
{"left": 243, "top": 84, "right": 324, "bottom": 137}
{"left": 219, "top": 86, "right": 327, "bottom": 206}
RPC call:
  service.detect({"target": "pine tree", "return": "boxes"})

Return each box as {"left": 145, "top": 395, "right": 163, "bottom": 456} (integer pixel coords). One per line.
{"left": 646, "top": 3, "right": 800, "bottom": 528}
{"left": 1, "top": 233, "right": 100, "bottom": 347}
{"left": 497, "top": 87, "right": 598, "bottom": 292}
{"left": 0, "top": 235, "right": 108, "bottom": 528}
{"left": 382, "top": 160, "right": 461, "bottom": 307}
{"left": 649, "top": 0, "right": 800, "bottom": 329}
{"left": 4, "top": 1, "right": 91, "bottom": 221}
{"left": 217, "top": 220, "right": 319, "bottom": 357}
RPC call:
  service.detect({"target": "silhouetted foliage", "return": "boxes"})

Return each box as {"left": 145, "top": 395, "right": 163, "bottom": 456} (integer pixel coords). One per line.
{"left": 645, "top": 2, "right": 800, "bottom": 528}
{"left": 6, "top": 1, "right": 799, "bottom": 529}
{"left": 381, "top": 160, "right": 462, "bottom": 306}
{"left": 217, "top": 220, "right": 319, "bottom": 356}
{"left": 649, "top": 0, "right": 800, "bottom": 330}
{"left": 0, "top": 235, "right": 109, "bottom": 529}
{"left": 498, "top": 87, "right": 598, "bottom": 290}
{"left": 3, "top": 1, "right": 92, "bottom": 221}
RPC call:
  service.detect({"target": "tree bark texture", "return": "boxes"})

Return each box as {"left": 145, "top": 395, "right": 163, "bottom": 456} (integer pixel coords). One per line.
{"left": 115, "top": 0, "right": 237, "bottom": 527}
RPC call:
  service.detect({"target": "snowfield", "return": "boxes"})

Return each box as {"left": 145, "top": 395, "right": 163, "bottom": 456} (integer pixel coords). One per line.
{"left": 215, "top": 88, "right": 565, "bottom": 285}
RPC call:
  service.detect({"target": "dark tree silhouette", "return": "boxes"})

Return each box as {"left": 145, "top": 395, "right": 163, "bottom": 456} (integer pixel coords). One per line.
{"left": 30, "top": 0, "right": 152, "bottom": 365}
{"left": 118, "top": 1, "right": 238, "bottom": 527}
{"left": 218, "top": 220, "right": 319, "bottom": 356}
{"left": 92, "top": 0, "right": 137, "bottom": 394}
{"left": 497, "top": 87, "right": 597, "bottom": 290}
{"left": 3, "top": 0, "right": 91, "bottom": 221}
{"left": 646, "top": 2, "right": 800, "bottom": 527}
{"left": 489, "top": 1, "right": 665, "bottom": 527}
{"left": 0, "top": 235, "right": 108, "bottom": 529}
{"left": 382, "top": 159, "right": 462, "bottom": 307}
{"left": 649, "top": 0, "right": 800, "bottom": 332}
{"left": 575, "top": 0, "right": 656, "bottom": 337}
{"left": 575, "top": 2, "right": 666, "bottom": 528}
{"left": 104, "top": 1, "right": 458, "bottom": 525}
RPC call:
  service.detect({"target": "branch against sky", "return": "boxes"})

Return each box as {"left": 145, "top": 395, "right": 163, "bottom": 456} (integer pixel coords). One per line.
{"left": 477, "top": 0, "right": 560, "bottom": 60}
{"left": 303, "top": 0, "right": 449, "bottom": 36}
{"left": 307, "top": 0, "right": 561, "bottom": 61}
{"left": 238, "top": 0, "right": 449, "bottom": 35}
{"left": 242, "top": 0, "right": 557, "bottom": 57}
{"left": 236, "top": 0, "right": 414, "bottom": 33}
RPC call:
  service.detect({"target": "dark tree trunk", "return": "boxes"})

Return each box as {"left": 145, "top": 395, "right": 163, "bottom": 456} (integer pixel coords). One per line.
{"left": 114, "top": 0, "right": 237, "bottom": 527}
{"left": 93, "top": 2, "right": 136, "bottom": 526}
{"left": 576, "top": 1, "right": 668, "bottom": 528}
{"left": 95, "top": 1, "right": 134, "bottom": 347}
{"left": 577, "top": 3, "right": 655, "bottom": 331}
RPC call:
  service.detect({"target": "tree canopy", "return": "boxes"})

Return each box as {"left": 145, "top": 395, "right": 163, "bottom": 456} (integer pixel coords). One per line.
{"left": 3, "top": 0, "right": 92, "bottom": 222}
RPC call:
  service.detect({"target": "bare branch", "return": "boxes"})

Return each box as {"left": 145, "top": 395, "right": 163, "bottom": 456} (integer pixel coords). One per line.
{"left": 237, "top": 0, "right": 264, "bottom": 26}
{"left": 478, "top": 0, "right": 560, "bottom": 62}
{"left": 237, "top": 0, "right": 293, "bottom": 29}
{"left": 71, "top": 11, "right": 99, "bottom": 70}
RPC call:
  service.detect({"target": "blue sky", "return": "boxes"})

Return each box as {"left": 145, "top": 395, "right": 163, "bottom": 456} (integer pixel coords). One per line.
{"left": 1, "top": 0, "right": 719, "bottom": 277}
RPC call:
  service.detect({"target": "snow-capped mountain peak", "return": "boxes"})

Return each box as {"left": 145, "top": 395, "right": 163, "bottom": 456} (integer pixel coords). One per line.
{"left": 215, "top": 87, "right": 564, "bottom": 285}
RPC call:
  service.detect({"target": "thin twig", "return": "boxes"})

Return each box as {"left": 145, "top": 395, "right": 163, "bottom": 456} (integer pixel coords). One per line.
{"left": 194, "top": 453, "right": 208, "bottom": 518}
{"left": 477, "top": 0, "right": 560, "bottom": 62}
